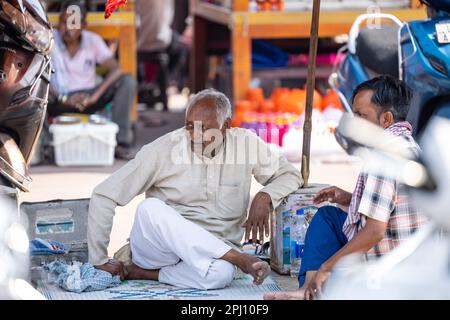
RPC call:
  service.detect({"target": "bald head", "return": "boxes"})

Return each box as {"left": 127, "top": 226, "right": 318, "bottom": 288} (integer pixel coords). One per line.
{"left": 185, "top": 89, "right": 232, "bottom": 128}
{"left": 184, "top": 89, "right": 232, "bottom": 156}
{"left": 186, "top": 96, "right": 221, "bottom": 130}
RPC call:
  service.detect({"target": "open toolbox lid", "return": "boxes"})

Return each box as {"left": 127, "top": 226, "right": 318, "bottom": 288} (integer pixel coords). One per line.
{"left": 21, "top": 199, "right": 90, "bottom": 254}
{"left": 21, "top": 199, "right": 91, "bottom": 283}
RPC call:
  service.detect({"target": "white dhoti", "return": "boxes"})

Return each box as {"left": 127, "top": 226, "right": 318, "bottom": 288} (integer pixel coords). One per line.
{"left": 130, "top": 198, "right": 236, "bottom": 290}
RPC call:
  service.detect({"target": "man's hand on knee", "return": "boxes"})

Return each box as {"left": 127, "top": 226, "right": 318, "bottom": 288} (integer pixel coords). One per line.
{"left": 314, "top": 186, "right": 352, "bottom": 207}
{"left": 95, "top": 259, "right": 128, "bottom": 280}
{"left": 244, "top": 192, "right": 272, "bottom": 246}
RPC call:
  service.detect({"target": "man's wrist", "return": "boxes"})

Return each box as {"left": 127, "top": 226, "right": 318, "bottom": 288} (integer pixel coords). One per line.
{"left": 340, "top": 192, "right": 353, "bottom": 207}
{"left": 258, "top": 191, "right": 273, "bottom": 208}
{"left": 345, "top": 192, "right": 353, "bottom": 204}
{"left": 320, "top": 262, "right": 332, "bottom": 273}
{"left": 92, "top": 92, "right": 100, "bottom": 102}
{"left": 89, "top": 93, "right": 100, "bottom": 105}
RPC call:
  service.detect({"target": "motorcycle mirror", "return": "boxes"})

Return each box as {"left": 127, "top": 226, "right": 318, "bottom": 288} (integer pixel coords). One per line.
{"left": 335, "top": 113, "right": 436, "bottom": 190}
{"left": 351, "top": 147, "right": 434, "bottom": 190}
{"left": 328, "top": 73, "right": 354, "bottom": 114}
{"left": 336, "top": 113, "right": 417, "bottom": 159}
{"left": 334, "top": 126, "right": 363, "bottom": 155}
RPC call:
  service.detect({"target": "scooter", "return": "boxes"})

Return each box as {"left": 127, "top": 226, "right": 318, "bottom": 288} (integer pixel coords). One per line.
{"left": 0, "top": 0, "right": 53, "bottom": 299}
{"left": 321, "top": 113, "right": 450, "bottom": 299}
{"left": 329, "top": 0, "right": 450, "bottom": 136}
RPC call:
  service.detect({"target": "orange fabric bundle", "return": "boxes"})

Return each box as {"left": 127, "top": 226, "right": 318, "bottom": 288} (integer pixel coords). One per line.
{"left": 322, "top": 89, "right": 344, "bottom": 111}
{"left": 234, "top": 100, "right": 254, "bottom": 127}
{"left": 247, "top": 88, "right": 265, "bottom": 111}
{"left": 280, "top": 89, "right": 306, "bottom": 114}
{"left": 271, "top": 88, "right": 290, "bottom": 112}
{"left": 301, "top": 86, "right": 323, "bottom": 111}
{"left": 312, "top": 89, "right": 323, "bottom": 111}
{"left": 260, "top": 100, "right": 276, "bottom": 113}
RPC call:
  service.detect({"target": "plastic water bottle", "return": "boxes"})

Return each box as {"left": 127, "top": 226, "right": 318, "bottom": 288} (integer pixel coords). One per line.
{"left": 290, "top": 209, "right": 307, "bottom": 278}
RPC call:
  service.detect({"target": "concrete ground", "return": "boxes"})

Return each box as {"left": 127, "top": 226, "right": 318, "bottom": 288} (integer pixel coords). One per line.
{"left": 20, "top": 109, "right": 362, "bottom": 292}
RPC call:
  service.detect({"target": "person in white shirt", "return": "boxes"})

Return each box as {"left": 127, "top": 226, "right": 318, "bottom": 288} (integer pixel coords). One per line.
{"left": 49, "top": 0, "right": 136, "bottom": 159}
{"left": 89, "top": 89, "right": 303, "bottom": 289}
{"left": 135, "top": 0, "right": 191, "bottom": 114}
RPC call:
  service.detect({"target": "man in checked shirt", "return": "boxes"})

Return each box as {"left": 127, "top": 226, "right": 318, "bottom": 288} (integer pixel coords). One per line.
{"left": 265, "top": 75, "right": 429, "bottom": 300}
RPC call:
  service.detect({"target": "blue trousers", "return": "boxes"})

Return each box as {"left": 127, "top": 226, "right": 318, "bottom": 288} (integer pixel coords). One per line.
{"left": 298, "top": 206, "right": 349, "bottom": 287}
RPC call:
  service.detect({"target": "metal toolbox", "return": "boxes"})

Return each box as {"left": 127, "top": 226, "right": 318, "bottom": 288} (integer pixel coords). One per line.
{"left": 21, "top": 199, "right": 90, "bottom": 282}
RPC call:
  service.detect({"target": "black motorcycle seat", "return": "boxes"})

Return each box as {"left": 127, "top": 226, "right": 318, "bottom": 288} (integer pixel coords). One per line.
{"left": 356, "top": 25, "right": 400, "bottom": 78}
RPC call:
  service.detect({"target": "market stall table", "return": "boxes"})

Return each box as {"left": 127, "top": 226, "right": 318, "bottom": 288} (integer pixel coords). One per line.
{"left": 190, "top": 0, "right": 427, "bottom": 103}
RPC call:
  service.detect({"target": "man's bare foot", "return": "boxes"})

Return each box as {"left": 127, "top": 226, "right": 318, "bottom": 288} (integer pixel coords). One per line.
{"left": 124, "top": 263, "right": 160, "bottom": 281}
{"left": 221, "top": 250, "right": 271, "bottom": 285}
{"left": 240, "top": 254, "right": 271, "bottom": 285}
{"left": 264, "top": 289, "right": 306, "bottom": 300}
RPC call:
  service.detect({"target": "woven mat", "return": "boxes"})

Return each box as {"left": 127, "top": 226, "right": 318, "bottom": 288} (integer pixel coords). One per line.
{"left": 37, "top": 274, "right": 281, "bottom": 300}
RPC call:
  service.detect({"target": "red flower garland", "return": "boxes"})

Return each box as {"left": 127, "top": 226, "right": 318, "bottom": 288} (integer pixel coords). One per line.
{"left": 104, "top": 0, "right": 127, "bottom": 19}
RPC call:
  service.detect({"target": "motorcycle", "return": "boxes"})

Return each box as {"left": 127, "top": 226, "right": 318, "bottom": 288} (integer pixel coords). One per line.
{"left": 320, "top": 113, "right": 450, "bottom": 299}
{"left": 0, "top": 0, "right": 53, "bottom": 299}
{"left": 0, "top": 0, "right": 53, "bottom": 194}
{"left": 329, "top": 0, "right": 450, "bottom": 136}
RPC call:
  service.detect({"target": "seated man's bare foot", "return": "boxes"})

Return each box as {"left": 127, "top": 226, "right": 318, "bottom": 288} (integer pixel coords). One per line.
{"left": 124, "top": 263, "right": 159, "bottom": 281}
{"left": 264, "top": 289, "right": 306, "bottom": 300}
{"left": 240, "top": 254, "right": 271, "bottom": 285}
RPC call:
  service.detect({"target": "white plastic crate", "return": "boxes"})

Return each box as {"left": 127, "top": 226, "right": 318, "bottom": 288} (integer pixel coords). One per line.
{"left": 49, "top": 121, "right": 119, "bottom": 166}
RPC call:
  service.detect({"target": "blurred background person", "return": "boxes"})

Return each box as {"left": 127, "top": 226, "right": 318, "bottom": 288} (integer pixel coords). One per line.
{"left": 48, "top": 0, "right": 136, "bottom": 160}
{"left": 136, "top": 0, "right": 191, "bottom": 116}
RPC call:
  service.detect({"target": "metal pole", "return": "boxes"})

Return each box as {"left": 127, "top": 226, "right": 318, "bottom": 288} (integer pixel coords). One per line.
{"left": 301, "top": 0, "right": 321, "bottom": 187}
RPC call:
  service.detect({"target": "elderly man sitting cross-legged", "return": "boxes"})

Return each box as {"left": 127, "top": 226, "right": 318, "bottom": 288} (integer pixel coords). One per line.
{"left": 88, "top": 89, "right": 303, "bottom": 290}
